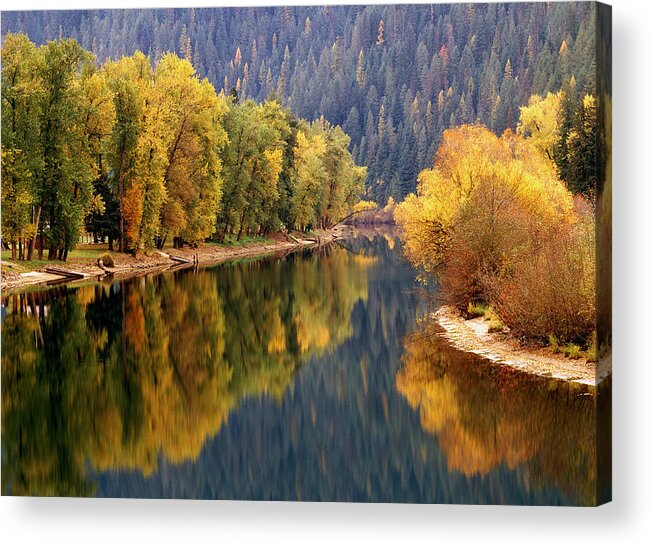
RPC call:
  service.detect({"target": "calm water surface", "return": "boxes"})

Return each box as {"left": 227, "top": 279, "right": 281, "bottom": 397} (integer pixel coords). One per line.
{"left": 1, "top": 234, "right": 604, "bottom": 504}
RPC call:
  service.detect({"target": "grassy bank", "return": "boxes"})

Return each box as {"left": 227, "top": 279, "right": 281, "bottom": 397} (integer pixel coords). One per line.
{"left": 1, "top": 229, "right": 338, "bottom": 292}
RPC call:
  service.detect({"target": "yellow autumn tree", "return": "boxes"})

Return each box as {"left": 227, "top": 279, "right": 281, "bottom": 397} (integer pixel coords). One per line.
{"left": 154, "top": 53, "right": 228, "bottom": 248}
{"left": 291, "top": 130, "right": 327, "bottom": 229}
{"left": 395, "top": 124, "right": 581, "bottom": 339}
{"left": 395, "top": 125, "right": 521, "bottom": 276}
{"left": 517, "top": 91, "right": 562, "bottom": 162}
{"left": 103, "top": 52, "right": 151, "bottom": 252}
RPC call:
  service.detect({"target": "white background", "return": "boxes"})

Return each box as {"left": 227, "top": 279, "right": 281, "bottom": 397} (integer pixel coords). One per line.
{"left": 1, "top": 0, "right": 649, "bottom": 543}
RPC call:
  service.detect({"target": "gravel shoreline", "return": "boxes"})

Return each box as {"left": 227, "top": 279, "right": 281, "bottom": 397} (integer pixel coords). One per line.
{"left": 434, "top": 306, "right": 611, "bottom": 386}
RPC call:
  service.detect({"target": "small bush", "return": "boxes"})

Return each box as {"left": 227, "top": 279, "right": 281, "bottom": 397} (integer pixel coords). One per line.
{"left": 467, "top": 301, "right": 488, "bottom": 317}
{"left": 549, "top": 336, "right": 585, "bottom": 360}
{"left": 563, "top": 343, "right": 582, "bottom": 359}
{"left": 584, "top": 331, "right": 596, "bottom": 362}
{"left": 487, "top": 317, "right": 505, "bottom": 333}
{"left": 482, "top": 307, "right": 505, "bottom": 332}
{"left": 100, "top": 253, "right": 115, "bottom": 267}
{"left": 484, "top": 307, "right": 497, "bottom": 321}
{"left": 585, "top": 344, "right": 597, "bottom": 362}
{"left": 549, "top": 335, "right": 561, "bottom": 354}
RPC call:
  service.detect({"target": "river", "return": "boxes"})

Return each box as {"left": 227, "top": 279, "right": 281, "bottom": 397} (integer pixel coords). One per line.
{"left": 1, "top": 232, "right": 608, "bottom": 504}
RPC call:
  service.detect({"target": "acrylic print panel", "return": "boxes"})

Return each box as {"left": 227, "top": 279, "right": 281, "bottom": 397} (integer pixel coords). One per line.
{"left": 0, "top": 2, "right": 611, "bottom": 505}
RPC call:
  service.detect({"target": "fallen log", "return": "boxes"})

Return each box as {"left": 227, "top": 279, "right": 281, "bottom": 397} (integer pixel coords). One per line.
{"left": 288, "top": 233, "right": 319, "bottom": 245}
{"left": 44, "top": 267, "right": 87, "bottom": 280}
{"left": 168, "top": 254, "right": 192, "bottom": 264}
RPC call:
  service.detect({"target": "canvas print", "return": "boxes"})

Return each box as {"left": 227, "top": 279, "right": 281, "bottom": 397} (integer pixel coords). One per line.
{"left": 1, "top": 2, "right": 611, "bottom": 505}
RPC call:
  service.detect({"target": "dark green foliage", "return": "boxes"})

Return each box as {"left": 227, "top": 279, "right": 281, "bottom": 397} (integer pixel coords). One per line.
{"left": 552, "top": 86, "right": 598, "bottom": 197}
{"left": 36, "top": 39, "right": 96, "bottom": 261}
{"left": 553, "top": 83, "right": 577, "bottom": 183}
{"left": 566, "top": 96, "right": 598, "bottom": 196}
{"left": 84, "top": 174, "right": 120, "bottom": 250}
{"left": 2, "top": 3, "right": 598, "bottom": 203}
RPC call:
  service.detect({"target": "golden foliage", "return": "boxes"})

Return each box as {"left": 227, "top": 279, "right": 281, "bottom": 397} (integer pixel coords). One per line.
{"left": 517, "top": 91, "right": 562, "bottom": 161}
{"left": 395, "top": 327, "right": 597, "bottom": 503}
{"left": 394, "top": 123, "right": 588, "bottom": 342}
{"left": 353, "top": 200, "right": 377, "bottom": 213}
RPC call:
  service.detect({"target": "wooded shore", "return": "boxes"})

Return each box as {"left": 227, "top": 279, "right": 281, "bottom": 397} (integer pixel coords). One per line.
{"left": 1, "top": 228, "right": 343, "bottom": 293}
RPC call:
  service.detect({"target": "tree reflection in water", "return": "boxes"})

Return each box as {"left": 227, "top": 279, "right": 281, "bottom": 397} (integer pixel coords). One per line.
{"left": 1, "top": 233, "right": 605, "bottom": 505}
{"left": 396, "top": 323, "right": 599, "bottom": 505}
{"left": 1, "top": 245, "right": 373, "bottom": 496}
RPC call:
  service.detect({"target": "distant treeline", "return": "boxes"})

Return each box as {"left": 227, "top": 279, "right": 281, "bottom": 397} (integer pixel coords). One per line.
{"left": 2, "top": 3, "right": 597, "bottom": 203}
{"left": 1, "top": 34, "right": 365, "bottom": 260}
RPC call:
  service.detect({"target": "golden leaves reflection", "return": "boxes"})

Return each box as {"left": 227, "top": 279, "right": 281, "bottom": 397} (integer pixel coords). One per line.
{"left": 1, "top": 246, "right": 374, "bottom": 495}
{"left": 396, "top": 324, "right": 597, "bottom": 503}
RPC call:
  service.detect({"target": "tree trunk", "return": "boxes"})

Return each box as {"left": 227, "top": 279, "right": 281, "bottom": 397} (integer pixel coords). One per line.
{"left": 11, "top": 241, "right": 16, "bottom": 260}
{"left": 218, "top": 201, "right": 232, "bottom": 242}
{"left": 38, "top": 231, "right": 44, "bottom": 260}
{"left": 332, "top": 208, "right": 370, "bottom": 228}
{"left": 27, "top": 206, "right": 41, "bottom": 261}
{"left": 118, "top": 153, "right": 125, "bottom": 253}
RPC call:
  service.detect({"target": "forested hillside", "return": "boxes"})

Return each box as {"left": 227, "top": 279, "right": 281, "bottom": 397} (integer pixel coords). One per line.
{"left": 2, "top": 3, "right": 596, "bottom": 202}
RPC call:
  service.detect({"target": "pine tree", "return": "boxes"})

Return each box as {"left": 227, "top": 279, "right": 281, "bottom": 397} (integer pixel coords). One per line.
{"left": 504, "top": 58, "right": 513, "bottom": 80}
{"left": 356, "top": 49, "right": 365, "bottom": 87}
{"left": 3, "top": 3, "right": 600, "bottom": 204}
{"left": 376, "top": 19, "right": 385, "bottom": 46}
{"left": 180, "top": 24, "right": 192, "bottom": 60}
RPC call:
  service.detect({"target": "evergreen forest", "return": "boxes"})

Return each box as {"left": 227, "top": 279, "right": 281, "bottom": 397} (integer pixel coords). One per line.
{"left": 2, "top": 3, "right": 597, "bottom": 202}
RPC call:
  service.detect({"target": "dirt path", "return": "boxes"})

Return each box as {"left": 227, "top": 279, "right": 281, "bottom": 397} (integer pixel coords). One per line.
{"left": 1, "top": 229, "right": 343, "bottom": 293}
{"left": 434, "top": 306, "right": 611, "bottom": 386}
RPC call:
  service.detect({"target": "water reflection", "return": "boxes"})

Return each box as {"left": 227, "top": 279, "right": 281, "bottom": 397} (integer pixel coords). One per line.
{"left": 1, "top": 245, "right": 373, "bottom": 496}
{"left": 396, "top": 324, "right": 599, "bottom": 505}
{"left": 1, "top": 234, "right": 604, "bottom": 504}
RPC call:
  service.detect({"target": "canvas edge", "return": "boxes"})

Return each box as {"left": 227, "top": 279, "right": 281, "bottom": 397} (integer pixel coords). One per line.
{"left": 595, "top": 0, "right": 612, "bottom": 507}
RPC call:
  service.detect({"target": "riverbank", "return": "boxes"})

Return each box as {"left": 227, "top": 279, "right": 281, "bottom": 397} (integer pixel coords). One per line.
{"left": 1, "top": 228, "right": 344, "bottom": 293}
{"left": 434, "top": 306, "right": 611, "bottom": 386}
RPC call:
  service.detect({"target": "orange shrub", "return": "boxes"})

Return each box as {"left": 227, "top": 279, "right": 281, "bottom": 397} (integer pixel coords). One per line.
{"left": 489, "top": 212, "right": 596, "bottom": 344}
{"left": 396, "top": 124, "right": 594, "bottom": 343}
